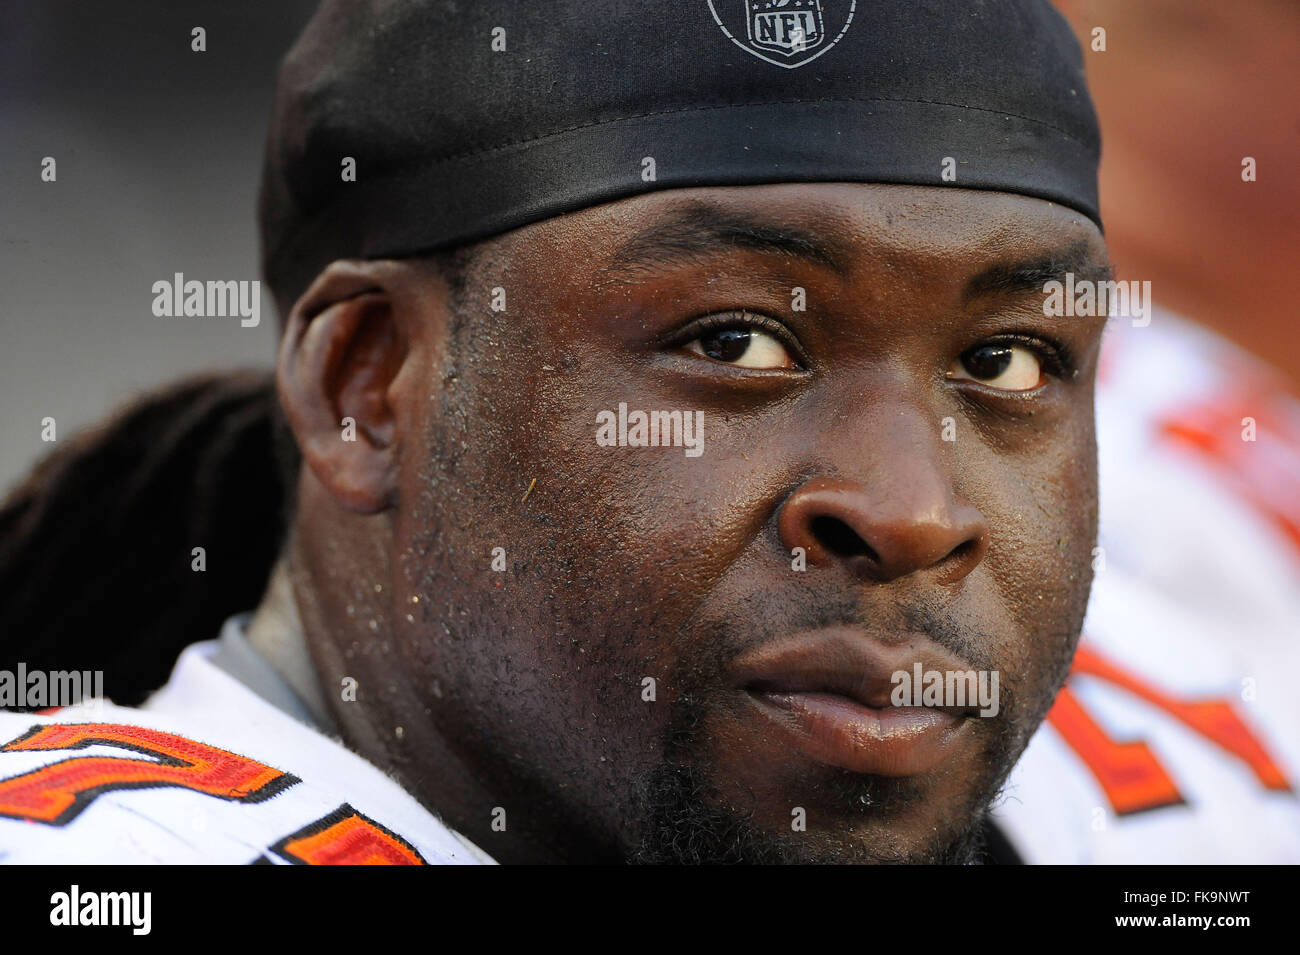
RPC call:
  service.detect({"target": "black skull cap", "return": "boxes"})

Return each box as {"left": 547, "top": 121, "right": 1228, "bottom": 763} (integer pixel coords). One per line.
{"left": 259, "top": 0, "right": 1101, "bottom": 304}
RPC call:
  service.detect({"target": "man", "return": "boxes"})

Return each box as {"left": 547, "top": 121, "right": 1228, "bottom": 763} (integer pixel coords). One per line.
{"left": 1, "top": 0, "right": 1111, "bottom": 863}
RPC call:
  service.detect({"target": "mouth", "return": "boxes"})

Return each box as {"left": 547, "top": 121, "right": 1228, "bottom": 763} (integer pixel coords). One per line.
{"left": 733, "top": 628, "right": 980, "bottom": 777}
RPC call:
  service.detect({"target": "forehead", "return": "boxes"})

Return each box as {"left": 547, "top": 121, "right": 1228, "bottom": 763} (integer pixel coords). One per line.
{"left": 502, "top": 182, "right": 1107, "bottom": 279}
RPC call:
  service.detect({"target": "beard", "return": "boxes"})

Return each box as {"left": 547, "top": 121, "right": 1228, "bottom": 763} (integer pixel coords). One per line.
{"left": 620, "top": 594, "right": 1037, "bottom": 864}
{"left": 626, "top": 679, "right": 1025, "bottom": 865}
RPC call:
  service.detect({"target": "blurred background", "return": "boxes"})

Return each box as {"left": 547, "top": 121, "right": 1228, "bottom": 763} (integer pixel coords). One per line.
{"left": 0, "top": 0, "right": 316, "bottom": 493}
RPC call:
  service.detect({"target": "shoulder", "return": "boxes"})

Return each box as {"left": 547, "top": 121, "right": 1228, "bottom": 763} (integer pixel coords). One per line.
{"left": 0, "top": 646, "right": 493, "bottom": 865}
{"left": 1095, "top": 308, "right": 1300, "bottom": 614}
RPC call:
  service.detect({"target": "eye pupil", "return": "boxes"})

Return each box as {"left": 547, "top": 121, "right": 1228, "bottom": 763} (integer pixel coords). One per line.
{"left": 702, "top": 329, "right": 752, "bottom": 363}
{"left": 963, "top": 344, "right": 1013, "bottom": 380}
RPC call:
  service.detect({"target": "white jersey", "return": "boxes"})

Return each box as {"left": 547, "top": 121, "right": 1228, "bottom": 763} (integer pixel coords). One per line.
{"left": 992, "top": 309, "right": 1300, "bottom": 862}
{"left": 0, "top": 633, "right": 494, "bottom": 865}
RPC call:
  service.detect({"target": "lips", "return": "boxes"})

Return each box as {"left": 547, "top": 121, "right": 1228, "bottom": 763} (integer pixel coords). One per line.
{"left": 732, "top": 628, "right": 979, "bottom": 777}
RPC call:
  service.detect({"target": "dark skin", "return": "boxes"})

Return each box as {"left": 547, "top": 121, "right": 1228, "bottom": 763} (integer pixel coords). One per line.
{"left": 276, "top": 182, "right": 1109, "bottom": 863}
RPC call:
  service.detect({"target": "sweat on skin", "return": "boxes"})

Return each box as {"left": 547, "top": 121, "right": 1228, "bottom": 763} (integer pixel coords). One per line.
{"left": 276, "top": 182, "right": 1108, "bottom": 863}
{"left": 250, "top": 0, "right": 1106, "bottom": 865}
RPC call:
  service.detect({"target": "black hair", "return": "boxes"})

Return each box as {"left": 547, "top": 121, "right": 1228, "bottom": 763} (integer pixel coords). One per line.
{"left": 0, "top": 372, "right": 294, "bottom": 706}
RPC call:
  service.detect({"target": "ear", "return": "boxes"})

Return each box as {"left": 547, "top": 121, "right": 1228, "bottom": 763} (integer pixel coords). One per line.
{"left": 277, "top": 260, "right": 408, "bottom": 514}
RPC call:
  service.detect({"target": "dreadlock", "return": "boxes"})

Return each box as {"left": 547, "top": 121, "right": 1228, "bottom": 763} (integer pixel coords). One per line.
{"left": 0, "top": 372, "right": 295, "bottom": 705}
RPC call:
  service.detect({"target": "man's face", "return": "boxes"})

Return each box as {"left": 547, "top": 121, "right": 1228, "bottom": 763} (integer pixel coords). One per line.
{"left": 381, "top": 182, "right": 1107, "bottom": 863}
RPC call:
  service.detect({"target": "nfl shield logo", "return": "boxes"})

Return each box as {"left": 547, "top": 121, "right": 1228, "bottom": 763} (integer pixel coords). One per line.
{"left": 707, "top": 0, "right": 856, "bottom": 69}
{"left": 748, "top": 0, "right": 824, "bottom": 56}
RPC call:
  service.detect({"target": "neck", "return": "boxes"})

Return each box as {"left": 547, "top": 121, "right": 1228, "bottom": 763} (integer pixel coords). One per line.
{"left": 246, "top": 557, "right": 337, "bottom": 733}
{"left": 283, "top": 520, "right": 578, "bottom": 863}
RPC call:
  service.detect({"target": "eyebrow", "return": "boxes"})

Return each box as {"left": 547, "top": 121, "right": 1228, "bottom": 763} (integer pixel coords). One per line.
{"left": 600, "top": 202, "right": 849, "bottom": 282}
{"left": 962, "top": 241, "right": 1114, "bottom": 303}
{"left": 600, "top": 201, "right": 1112, "bottom": 299}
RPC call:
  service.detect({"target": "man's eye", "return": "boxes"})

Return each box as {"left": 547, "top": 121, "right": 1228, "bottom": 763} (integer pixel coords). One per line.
{"left": 947, "top": 343, "right": 1043, "bottom": 391}
{"left": 685, "top": 327, "right": 797, "bottom": 370}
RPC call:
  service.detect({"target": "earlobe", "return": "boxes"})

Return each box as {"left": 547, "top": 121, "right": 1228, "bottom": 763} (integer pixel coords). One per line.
{"left": 277, "top": 262, "right": 406, "bottom": 514}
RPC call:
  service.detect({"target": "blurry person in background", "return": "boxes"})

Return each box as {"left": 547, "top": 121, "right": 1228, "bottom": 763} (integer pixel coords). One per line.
{"left": 990, "top": 0, "right": 1300, "bottom": 862}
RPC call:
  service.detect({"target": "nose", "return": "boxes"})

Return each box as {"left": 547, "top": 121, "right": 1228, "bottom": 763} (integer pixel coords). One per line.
{"left": 778, "top": 474, "right": 988, "bottom": 584}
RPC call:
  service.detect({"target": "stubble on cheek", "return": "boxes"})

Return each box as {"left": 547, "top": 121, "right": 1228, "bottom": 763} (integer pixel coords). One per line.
{"left": 625, "top": 685, "right": 1022, "bottom": 864}
{"left": 382, "top": 261, "right": 1100, "bottom": 862}
{"left": 393, "top": 428, "right": 702, "bottom": 852}
{"left": 391, "top": 422, "right": 1096, "bottom": 864}
{"left": 619, "top": 610, "right": 1033, "bottom": 863}
{"left": 616, "top": 446, "right": 1099, "bottom": 864}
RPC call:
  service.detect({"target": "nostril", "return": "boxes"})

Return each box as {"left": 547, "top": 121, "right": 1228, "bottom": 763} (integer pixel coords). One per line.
{"left": 810, "top": 516, "right": 879, "bottom": 562}
{"left": 947, "top": 539, "right": 979, "bottom": 564}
